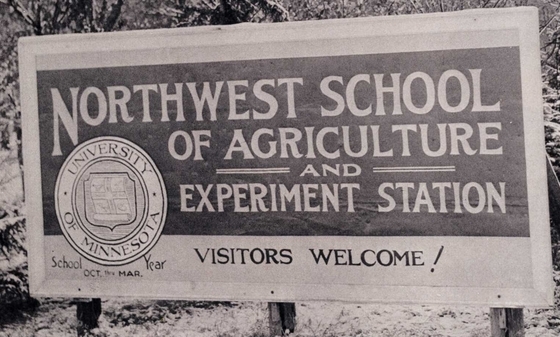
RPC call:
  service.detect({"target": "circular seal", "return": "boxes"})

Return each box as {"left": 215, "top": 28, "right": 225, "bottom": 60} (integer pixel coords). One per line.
{"left": 55, "top": 136, "right": 167, "bottom": 266}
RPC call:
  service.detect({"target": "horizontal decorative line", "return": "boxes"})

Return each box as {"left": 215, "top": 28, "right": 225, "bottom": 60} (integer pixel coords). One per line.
{"left": 373, "top": 166, "right": 456, "bottom": 173}
{"left": 374, "top": 166, "right": 455, "bottom": 170}
{"left": 217, "top": 168, "right": 291, "bottom": 172}
{"left": 216, "top": 167, "right": 290, "bottom": 174}
{"left": 373, "top": 169, "right": 456, "bottom": 173}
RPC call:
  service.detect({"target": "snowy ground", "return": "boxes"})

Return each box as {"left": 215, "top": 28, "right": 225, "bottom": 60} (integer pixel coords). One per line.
{"left": 1, "top": 295, "right": 560, "bottom": 337}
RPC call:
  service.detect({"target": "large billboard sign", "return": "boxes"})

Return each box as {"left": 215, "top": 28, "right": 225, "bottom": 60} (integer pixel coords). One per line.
{"left": 21, "top": 8, "right": 554, "bottom": 306}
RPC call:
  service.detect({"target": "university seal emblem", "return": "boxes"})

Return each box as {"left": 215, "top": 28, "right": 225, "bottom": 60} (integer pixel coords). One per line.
{"left": 55, "top": 137, "right": 167, "bottom": 266}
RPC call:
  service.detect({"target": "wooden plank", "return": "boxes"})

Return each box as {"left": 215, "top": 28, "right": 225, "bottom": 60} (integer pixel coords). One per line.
{"left": 268, "top": 302, "right": 283, "bottom": 336}
{"left": 268, "top": 302, "right": 296, "bottom": 336}
{"left": 490, "top": 308, "right": 524, "bottom": 337}
{"left": 279, "top": 302, "right": 296, "bottom": 333}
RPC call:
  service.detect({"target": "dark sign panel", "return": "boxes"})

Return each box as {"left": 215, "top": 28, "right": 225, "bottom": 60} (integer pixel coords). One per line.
{"left": 21, "top": 8, "right": 553, "bottom": 306}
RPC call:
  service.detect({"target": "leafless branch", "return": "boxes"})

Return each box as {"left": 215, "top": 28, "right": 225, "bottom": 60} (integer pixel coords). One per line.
{"left": 409, "top": 0, "right": 424, "bottom": 14}
{"left": 2, "top": 0, "right": 37, "bottom": 32}
{"left": 492, "top": 0, "right": 503, "bottom": 8}
{"left": 541, "top": 14, "right": 559, "bottom": 35}
{"left": 200, "top": 0, "right": 218, "bottom": 10}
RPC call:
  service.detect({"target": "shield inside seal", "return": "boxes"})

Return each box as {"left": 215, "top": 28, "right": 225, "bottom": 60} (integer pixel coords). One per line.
{"left": 83, "top": 172, "right": 137, "bottom": 230}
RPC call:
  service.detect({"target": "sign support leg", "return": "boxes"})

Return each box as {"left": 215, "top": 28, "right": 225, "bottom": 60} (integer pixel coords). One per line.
{"left": 268, "top": 302, "right": 296, "bottom": 336}
{"left": 490, "top": 308, "right": 524, "bottom": 337}
{"left": 76, "top": 298, "right": 102, "bottom": 336}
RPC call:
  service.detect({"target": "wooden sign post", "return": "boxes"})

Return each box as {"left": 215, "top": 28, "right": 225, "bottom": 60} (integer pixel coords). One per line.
{"left": 490, "top": 308, "right": 524, "bottom": 337}
{"left": 76, "top": 298, "right": 101, "bottom": 336}
{"left": 19, "top": 8, "right": 552, "bottom": 334}
{"left": 268, "top": 302, "right": 296, "bottom": 336}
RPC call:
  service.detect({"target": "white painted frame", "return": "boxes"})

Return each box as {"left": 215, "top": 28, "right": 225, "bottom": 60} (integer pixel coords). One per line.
{"left": 20, "top": 7, "right": 554, "bottom": 306}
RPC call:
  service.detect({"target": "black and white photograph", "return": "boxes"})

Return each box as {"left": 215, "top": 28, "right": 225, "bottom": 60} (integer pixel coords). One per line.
{"left": 1, "top": 1, "right": 560, "bottom": 336}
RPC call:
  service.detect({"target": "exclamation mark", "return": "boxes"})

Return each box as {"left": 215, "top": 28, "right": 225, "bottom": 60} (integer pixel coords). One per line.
{"left": 430, "top": 246, "right": 444, "bottom": 273}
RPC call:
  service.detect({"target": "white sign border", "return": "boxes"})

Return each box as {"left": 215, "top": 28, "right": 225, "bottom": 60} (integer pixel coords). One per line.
{"left": 20, "top": 7, "right": 554, "bottom": 307}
